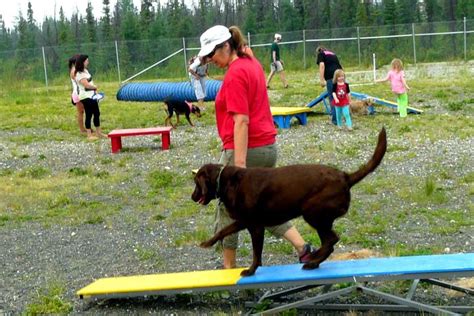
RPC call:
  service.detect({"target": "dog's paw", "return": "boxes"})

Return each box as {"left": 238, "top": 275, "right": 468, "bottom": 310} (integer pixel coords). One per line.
{"left": 240, "top": 268, "right": 256, "bottom": 277}
{"left": 302, "top": 262, "right": 320, "bottom": 270}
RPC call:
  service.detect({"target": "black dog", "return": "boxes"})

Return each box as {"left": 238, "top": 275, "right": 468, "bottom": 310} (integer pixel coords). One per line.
{"left": 192, "top": 128, "right": 387, "bottom": 276}
{"left": 164, "top": 99, "right": 201, "bottom": 127}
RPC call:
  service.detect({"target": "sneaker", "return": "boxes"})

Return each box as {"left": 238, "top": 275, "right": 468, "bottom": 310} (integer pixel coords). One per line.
{"left": 299, "top": 243, "right": 318, "bottom": 263}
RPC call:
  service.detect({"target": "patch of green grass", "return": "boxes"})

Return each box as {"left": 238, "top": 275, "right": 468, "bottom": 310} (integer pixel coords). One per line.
{"left": 135, "top": 245, "right": 158, "bottom": 261}
{"left": 18, "top": 165, "right": 50, "bottom": 179}
{"left": 147, "top": 170, "right": 184, "bottom": 191}
{"left": 460, "top": 172, "right": 474, "bottom": 184}
{"left": 68, "top": 167, "right": 91, "bottom": 176}
{"left": 24, "top": 281, "right": 73, "bottom": 315}
{"left": 446, "top": 100, "right": 465, "bottom": 111}
{"left": 397, "top": 175, "right": 448, "bottom": 206}
{"left": 433, "top": 90, "right": 449, "bottom": 99}
{"left": 174, "top": 225, "right": 210, "bottom": 247}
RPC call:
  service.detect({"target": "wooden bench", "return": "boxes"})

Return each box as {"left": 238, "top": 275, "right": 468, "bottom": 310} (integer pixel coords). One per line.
{"left": 108, "top": 127, "right": 172, "bottom": 153}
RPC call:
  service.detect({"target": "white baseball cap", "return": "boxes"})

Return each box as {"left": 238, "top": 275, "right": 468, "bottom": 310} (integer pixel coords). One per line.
{"left": 198, "top": 25, "right": 232, "bottom": 57}
{"left": 274, "top": 33, "right": 282, "bottom": 40}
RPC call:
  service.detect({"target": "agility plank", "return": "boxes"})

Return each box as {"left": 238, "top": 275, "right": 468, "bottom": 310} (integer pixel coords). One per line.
{"left": 237, "top": 253, "right": 473, "bottom": 287}
{"left": 306, "top": 91, "right": 330, "bottom": 114}
{"left": 77, "top": 268, "right": 246, "bottom": 299}
{"left": 77, "top": 253, "right": 473, "bottom": 301}
{"left": 271, "top": 107, "right": 313, "bottom": 128}
{"left": 351, "top": 91, "right": 423, "bottom": 114}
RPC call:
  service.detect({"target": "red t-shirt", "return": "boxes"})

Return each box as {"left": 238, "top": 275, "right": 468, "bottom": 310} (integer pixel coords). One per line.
{"left": 331, "top": 82, "right": 351, "bottom": 107}
{"left": 215, "top": 57, "right": 276, "bottom": 150}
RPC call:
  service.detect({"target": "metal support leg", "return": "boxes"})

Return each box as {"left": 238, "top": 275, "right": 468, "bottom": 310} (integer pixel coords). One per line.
{"left": 256, "top": 286, "right": 356, "bottom": 315}
{"left": 358, "top": 285, "right": 462, "bottom": 316}
{"left": 406, "top": 279, "right": 420, "bottom": 300}
{"left": 422, "top": 279, "right": 474, "bottom": 295}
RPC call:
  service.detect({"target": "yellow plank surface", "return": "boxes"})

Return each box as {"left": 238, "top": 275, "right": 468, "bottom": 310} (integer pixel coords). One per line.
{"left": 271, "top": 107, "right": 312, "bottom": 115}
{"left": 77, "top": 268, "right": 246, "bottom": 297}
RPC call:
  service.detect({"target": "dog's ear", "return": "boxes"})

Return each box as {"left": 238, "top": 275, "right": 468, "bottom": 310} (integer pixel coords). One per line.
{"left": 220, "top": 168, "right": 244, "bottom": 209}
{"left": 196, "top": 173, "right": 208, "bottom": 197}
{"left": 196, "top": 164, "right": 221, "bottom": 198}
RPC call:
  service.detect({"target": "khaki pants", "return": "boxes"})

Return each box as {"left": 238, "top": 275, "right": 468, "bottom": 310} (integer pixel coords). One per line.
{"left": 215, "top": 144, "right": 292, "bottom": 249}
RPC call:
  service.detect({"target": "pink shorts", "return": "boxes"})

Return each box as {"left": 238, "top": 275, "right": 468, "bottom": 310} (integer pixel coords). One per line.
{"left": 71, "top": 92, "right": 80, "bottom": 104}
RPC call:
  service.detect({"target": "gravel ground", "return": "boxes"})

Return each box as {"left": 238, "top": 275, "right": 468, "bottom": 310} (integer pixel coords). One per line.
{"left": 0, "top": 92, "right": 473, "bottom": 314}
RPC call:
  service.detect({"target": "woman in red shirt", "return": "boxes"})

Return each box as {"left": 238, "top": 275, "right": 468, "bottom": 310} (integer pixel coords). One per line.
{"left": 197, "top": 25, "right": 316, "bottom": 269}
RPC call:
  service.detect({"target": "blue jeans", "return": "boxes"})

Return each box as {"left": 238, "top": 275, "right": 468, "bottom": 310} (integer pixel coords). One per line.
{"left": 326, "top": 80, "right": 337, "bottom": 125}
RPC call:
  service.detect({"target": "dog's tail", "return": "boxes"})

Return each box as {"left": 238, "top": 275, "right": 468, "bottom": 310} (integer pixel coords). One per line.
{"left": 348, "top": 127, "right": 387, "bottom": 187}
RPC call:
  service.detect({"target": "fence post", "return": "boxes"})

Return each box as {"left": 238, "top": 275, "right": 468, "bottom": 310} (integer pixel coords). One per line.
{"left": 412, "top": 23, "right": 417, "bottom": 66}
{"left": 183, "top": 37, "right": 188, "bottom": 76}
{"left": 373, "top": 53, "right": 376, "bottom": 81}
{"left": 115, "top": 41, "right": 121, "bottom": 83}
{"left": 464, "top": 17, "right": 467, "bottom": 61}
{"left": 303, "top": 29, "right": 306, "bottom": 69}
{"left": 357, "top": 27, "right": 361, "bottom": 68}
{"left": 247, "top": 32, "right": 251, "bottom": 47}
{"left": 42, "top": 46, "right": 48, "bottom": 88}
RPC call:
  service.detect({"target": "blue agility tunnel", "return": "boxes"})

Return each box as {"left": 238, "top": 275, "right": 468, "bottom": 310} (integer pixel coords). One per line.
{"left": 116, "top": 79, "right": 223, "bottom": 102}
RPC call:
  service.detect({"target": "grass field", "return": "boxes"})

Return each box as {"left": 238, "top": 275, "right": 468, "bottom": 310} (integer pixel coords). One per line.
{"left": 0, "top": 64, "right": 473, "bottom": 314}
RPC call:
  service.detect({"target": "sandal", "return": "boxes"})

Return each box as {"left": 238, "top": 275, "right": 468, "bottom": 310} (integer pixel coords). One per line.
{"left": 299, "top": 243, "right": 318, "bottom": 263}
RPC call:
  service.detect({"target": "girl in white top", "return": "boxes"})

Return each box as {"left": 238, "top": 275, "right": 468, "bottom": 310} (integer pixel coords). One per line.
{"left": 188, "top": 56, "right": 208, "bottom": 108}
{"left": 68, "top": 55, "right": 86, "bottom": 133}
{"left": 74, "top": 54, "right": 107, "bottom": 140}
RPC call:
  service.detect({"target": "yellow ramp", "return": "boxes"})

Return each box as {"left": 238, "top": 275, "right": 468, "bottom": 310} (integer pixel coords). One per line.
{"left": 77, "top": 268, "right": 245, "bottom": 298}
{"left": 271, "top": 107, "right": 312, "bottom": 115}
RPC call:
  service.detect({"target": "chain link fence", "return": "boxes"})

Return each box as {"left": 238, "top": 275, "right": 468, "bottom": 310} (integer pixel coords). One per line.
{"left": 0, "top": 18, "right": 472, "bottom": 87}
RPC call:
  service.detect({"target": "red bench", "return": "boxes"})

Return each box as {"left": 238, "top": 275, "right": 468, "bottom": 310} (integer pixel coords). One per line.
{"left": 108, "top": 127, "right": 172, "bottom": 153}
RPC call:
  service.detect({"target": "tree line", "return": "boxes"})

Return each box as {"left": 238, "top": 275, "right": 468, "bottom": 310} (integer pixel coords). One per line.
{"left": 0, "top": 0, "right": 472, "bottom": 53}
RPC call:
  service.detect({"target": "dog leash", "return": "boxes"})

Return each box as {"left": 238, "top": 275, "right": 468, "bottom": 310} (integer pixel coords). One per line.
{"left": 215, "top": 165, "right": 225, "bottom": 198}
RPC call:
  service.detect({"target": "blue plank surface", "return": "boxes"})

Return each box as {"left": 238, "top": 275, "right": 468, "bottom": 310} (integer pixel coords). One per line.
{"left": 237, "top": 253, "right": 473, "bottom": 285}
{"left": 351, "top": 91, "right": 423, "bottom": 114}
{"left": 306, "top": 91, "right": 329, "bottom": 108}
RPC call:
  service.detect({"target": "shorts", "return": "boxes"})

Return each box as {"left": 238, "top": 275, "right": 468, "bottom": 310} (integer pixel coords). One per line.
{"left": 71, "top": 92, "right": 80, "bottom": 105}
{"left": 270, "top": 61, "right": 284, "bottom": 73}
{"left": 214, "top": 143, "right": 293, "bottom": 249}
{"left": 191, "top": 76, "right": 206, "bottom": 100}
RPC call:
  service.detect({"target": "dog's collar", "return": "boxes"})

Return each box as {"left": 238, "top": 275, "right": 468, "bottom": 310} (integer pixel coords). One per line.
{"left": 215, "top": 166, "right": 225, "bottom": 198}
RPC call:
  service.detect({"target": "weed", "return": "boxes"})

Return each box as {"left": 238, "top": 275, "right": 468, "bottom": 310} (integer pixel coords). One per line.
{"left": 152, "top": 214, "right": 166, "bottom": 221}
{"left": 446, "top": 101, "right": 464, "bottom": 111}
{"left": 19, "top": 166, "right": 50, "bottom": 178}
{"left": 68, "top": 167, "right": 90, "bottom": 176}
{"left": 434, "top": 90, "right": 448, "bottom": 99}
{"left": 425, "top": 176, "right": 436, "bottom": 196}
{"left": 24, "top": 282, "right": 73, "bottom": 314}
{"left": 135, "top": 246, "right": 157, "bottom": 261}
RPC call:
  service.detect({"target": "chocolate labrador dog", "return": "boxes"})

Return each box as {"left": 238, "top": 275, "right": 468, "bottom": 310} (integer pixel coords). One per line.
{"left": 192, "top": 128, "right": 387, "bottom": 276}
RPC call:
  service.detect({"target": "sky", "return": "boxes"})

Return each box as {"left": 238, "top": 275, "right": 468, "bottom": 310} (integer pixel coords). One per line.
{"left": 1, "top": 0, "right": 194, "bottom": 29}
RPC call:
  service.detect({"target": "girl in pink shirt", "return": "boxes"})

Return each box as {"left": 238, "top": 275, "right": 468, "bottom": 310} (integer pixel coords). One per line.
{"left": 376, "top": 58, "right": 411, "bottom": 117}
